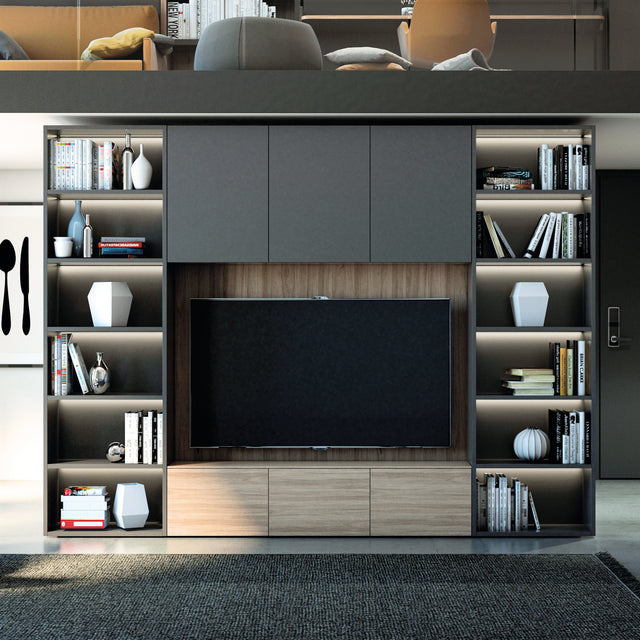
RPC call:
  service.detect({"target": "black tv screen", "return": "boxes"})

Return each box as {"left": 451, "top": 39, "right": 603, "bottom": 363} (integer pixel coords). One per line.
{"left": 190, "top": 298, "right": 451, "bottom": 448}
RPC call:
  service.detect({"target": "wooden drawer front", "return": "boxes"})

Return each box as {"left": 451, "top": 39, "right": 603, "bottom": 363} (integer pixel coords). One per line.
{"left": 370, "top": 468, "right": 471, "bottom": 536}
{"left": 268, "top": 469, "right": 370, "bottom": 536}
{"left": 167, "top": 469, "right": 268, "bottom": 536}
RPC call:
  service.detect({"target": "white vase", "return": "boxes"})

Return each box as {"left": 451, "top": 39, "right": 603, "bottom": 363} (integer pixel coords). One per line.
{"left": 87, "top": 281, "right": 133, "bottom": 327}
{"left": 513, "top": 427, "right": 550, "bottom": 461}
{"left": 113, "top": 482, "right": 149, "bottom": 529}
{"left": 509, "top": 282, "right": 549, "bottom": 327}
{"left": 131, "top": 143, "right": 152, "bottom": 189}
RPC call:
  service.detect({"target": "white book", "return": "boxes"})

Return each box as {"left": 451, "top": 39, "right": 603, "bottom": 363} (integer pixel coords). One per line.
{"left": 538, "top": 144, "right": 548, "bottom": 189}
{"left": 60, "top": 333, "right": 70, "bottom": 396}
{"left": 143, "top": 411, "right": 156, "bottom": 465}
{"left": 538, "top": 211, "right": 557, "bottom": 258}
{"left": 523, "top": 213, "right": 550, "bottom": 258}
{"left": 61, "top": 495, "right": 108, "bottom": 509}
{"left": 60, "top": 509, "right": 108, "bottom": 520}
{"left": 576, "top": 340, "right": 586, "bottom": 395}
{"left": 190, "top": 0, "right": 199, "bottom": 38}
{"left": 569, "top": 411, "right": 578, "bottom": 464}
{"left": 513, "top": 479, "right": 521, "bottom": 532}
{"left": 521, "top": 484, "right": 529, "bottom": 530}
{"left": 67, "top": 342, "right": 90, "bottom": 395}
{"left": 567, "top": 144, "right": 574, "bottom": 189}
{"left": 578, "top": 411, "right": 586, "bottom": 464}
{"left": 566, "top": 212, "right": 575, "bottom": 259}
{"left": 575, "top": 145, "right": 583, "bottom": 190}
{"left": 124, "top": 411, "right": 138, "bottom": 464}
{"left": 498, "top": 474, "right": 508, "bottom": 532}
{"left": 529, "top": 491, "right": 542, "bottom": 532}
{"left": 562, "top": 434, "right": 570, "bottom": 464}
{"left": 157, "top": 412, "right": 164, "bottom": 465}
{"left": 485, "top": 474, "right": 495, "bottom": 532}
{"left": 552, "top": 212, "right": 563, "bottom": 258}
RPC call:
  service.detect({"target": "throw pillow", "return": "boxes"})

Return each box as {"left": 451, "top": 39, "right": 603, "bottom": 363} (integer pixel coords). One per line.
{"left": 81, "top": 27, "right": 155, "bottom": 61}
{"left": 0, "top": 30, "right": 29, "bottom": 60}
{"left": 336, "top": 63, "right": 406, "bottom": 71}
{"left": 325, "top": 47, "right": 411, "bottom": 69}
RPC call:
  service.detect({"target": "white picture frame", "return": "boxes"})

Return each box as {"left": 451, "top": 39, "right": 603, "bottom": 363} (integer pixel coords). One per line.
{"left": 0, "top": 205, "right": 43, "bottom": 365}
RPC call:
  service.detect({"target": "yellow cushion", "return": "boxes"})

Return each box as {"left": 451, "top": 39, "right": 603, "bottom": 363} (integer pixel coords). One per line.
{"left": 84, "top": 27, "right": 154, "bottom": 60}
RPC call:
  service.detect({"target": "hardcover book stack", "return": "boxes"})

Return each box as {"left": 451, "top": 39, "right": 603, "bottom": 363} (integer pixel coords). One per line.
{"left": 167, "top": 0, "right": 277, "bottom": 39}
{"left": 60, "top": 485, "right": 109, "bottom": 530}
{"left": 548, "top": 409, "right": 591, "bottom": 464}
{"left": 98, "top": 236, "right": 146, "bottom": 258}
{"left": 502, "top": 368, "right": 555, "bottom": 396}
{"left": 49, "top": 138, "right": 121, "bottom": 190}
{"left": 124, "top": 410, "right": 163, "bottom": 465}
{"left": 50, "top": 334, "right": 91, "bottom": 395}
{"left": 478, "top": 166, "right": 534, "bottom": 190}
{"left": 538, "top": 143, "right": 591, "bottom": 190}
{"left": 549, "top": 340, "right": 590, "bottom": 396}
{"left": 477, "top": 474, "right": 541, "bottom": 533}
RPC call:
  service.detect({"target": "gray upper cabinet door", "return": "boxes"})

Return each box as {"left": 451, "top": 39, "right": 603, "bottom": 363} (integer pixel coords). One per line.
{"left": 370, "top": 126, "right": 472, "bottom": 262}
{"left": 167, "top": 125, "right": 268, "bottom": 262}
{"left": 269, "top": 125, "right": 370, "bottom": 263}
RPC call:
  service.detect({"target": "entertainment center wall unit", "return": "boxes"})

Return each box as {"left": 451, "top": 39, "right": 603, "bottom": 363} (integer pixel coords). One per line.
{"left": 42, "top": 122, "right": 596, "bottom": 538}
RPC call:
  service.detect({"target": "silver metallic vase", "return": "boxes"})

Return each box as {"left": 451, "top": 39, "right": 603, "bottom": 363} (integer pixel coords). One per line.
{"left": 89, "top": 352, "right": 111, "bottom": 394}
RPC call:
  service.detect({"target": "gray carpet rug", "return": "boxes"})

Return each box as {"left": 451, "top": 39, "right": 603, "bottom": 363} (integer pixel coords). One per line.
{"left": 1, "top": 553, "right": 639, "bottom": 640}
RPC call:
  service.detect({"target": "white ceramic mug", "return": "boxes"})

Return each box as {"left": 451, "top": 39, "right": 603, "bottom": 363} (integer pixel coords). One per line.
{"left": 53, "top": 237, "right": 73, "bottom": 258}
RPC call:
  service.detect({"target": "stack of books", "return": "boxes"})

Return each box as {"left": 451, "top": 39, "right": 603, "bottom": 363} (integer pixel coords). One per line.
{"left": 477, "top": 166, "right": 534, "bottom": 190}
{"left": 502, "top": 368, "right": 555, "bottom": 396}
{"left": 60, "top": 486, "right": 109, "bottom": 530}
{"left": 98, "top": 236, "right": 146, "bottom": 258}
{"left": 124, "top": 410, "right": 163, "bottom": 464}
{"left": 522, "top": 211, "right": 590, "bottom": 259}
{"left": 477, "top": 474, "right": 541, "bottom": 533}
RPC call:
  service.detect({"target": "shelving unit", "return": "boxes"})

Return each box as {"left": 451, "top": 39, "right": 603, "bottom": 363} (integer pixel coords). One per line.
{"left": 472, "top": 125, "right": 596, "bottom": 537}
{"left": 43, "top": 126, "right": 166, "bottom": 537}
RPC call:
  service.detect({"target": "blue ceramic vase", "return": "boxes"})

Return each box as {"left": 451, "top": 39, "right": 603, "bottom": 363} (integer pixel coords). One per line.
{"left": 67, "top": 200, "right": 85, "bottom": 257}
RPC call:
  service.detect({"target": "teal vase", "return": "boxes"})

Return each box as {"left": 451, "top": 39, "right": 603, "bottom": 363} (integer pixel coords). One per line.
{"left": 67, "top": 200, "right": 85, "bottom": 257}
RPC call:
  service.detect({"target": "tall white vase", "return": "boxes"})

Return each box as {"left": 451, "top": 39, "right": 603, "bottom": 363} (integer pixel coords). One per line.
{"left": 113, "top": 482, "right": 149, "bottom": 529}
{"left": 131, "top": 143, "right": 152, "bottom": 189}
{"left": 510, "top": 282, "right": 549, "bottom": 327}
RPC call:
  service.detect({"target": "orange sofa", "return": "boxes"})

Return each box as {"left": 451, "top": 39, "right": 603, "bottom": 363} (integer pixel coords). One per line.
{"left": 0, "top": 5, "right": 166, "bottom": 70}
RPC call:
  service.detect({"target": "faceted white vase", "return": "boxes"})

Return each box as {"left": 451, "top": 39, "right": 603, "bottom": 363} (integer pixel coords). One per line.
{"left": 131, "top": 143, "right": 152, "bottom": 189}
{"left": 113, "top": 482, "right": 149, "bottom": 529}
{"left": 87, "top": 281, "right": 133, "bottom": 327}
{"left": 510, "top": 282, "right": 549, "bottom": 327}
{"left": 513, "top": 427, "right": 550, "bottom": 461}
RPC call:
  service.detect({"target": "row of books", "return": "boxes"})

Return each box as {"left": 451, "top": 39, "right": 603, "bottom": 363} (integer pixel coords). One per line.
{"left": 538, "top": 143, "right": 591, "bottom": 190}
{"left": 477, "top": 474, "right": 541, "bottom": 533}
{"left": 548, "top": 409, "right": 591, "bottom": 465}
{"left": 477, "top": 166, "right": 534, "bottom": 191}
{"left": 167, "top": 0, "right": 276, "bottom": 39}
{"left": 50, "top": 333, "right": 91, "bottom": 396}
{"left": 124, "top": 410, "right": 164, "bottom": 465}
{"left": 48, "top": 138, "right": 121, "bottom": 191}
{"left": 550, "top": 340, "right": 591, "bottom": 396}
{"left": 478, "top": 210, "right": 590, "bottom": 259}
{"left": 60, "top": 485, "right": 109, "bottom": 530}
{"left": 98, "top": 236, "right": 146, "bottom": 258}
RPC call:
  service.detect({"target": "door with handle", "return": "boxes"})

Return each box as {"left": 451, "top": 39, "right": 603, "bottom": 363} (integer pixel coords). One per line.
{"left": 598, "top": 171, "right": 639, "bottom": 478}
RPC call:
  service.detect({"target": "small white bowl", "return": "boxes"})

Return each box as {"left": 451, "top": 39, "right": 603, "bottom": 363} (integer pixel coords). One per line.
{"left": 53, "top": 237, "right": 73, "bottom": 258}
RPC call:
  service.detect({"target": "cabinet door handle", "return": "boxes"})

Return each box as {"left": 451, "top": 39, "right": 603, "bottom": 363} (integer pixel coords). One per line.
{"left": 608, "top": 306, "right": 621, "bottom": 348}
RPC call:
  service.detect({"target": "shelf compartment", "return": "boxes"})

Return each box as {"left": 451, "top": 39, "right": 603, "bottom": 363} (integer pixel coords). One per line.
{"left": 475, "top": 264, "right": 591, "bottom": 327}
{"left": 47, "top": 264, "right": 163, "bottom": 327}
{"left": 475, "top": 467, "right": 593, "bottom": 536}
{"left": 48, "top": 522, "right": 164, "bottom": 537}
{"left": 47, "top": 397, "right": 163, "bottom": 463}
{"left": 47, "top": 197, "right": 163, "bottom": 259}
{"left": 476, "top": 331, "right": 591, "bottom": 396}
{"left": 47, "top": 465, "right": 164, "bottom": 535}
{"left": 46, "top": 332, "right": 163, "bottom": 395}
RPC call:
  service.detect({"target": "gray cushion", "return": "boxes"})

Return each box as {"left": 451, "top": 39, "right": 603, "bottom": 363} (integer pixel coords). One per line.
{"left": 194, "top": 17, "right": 322, "bottom": 70}
{"left": 0, "top": 30, "right": 29, "bottom": 60}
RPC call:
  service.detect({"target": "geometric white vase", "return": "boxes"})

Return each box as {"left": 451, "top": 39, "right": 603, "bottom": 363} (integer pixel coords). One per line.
{"left": 87, "top": 281, "right": 133, "bottom": 327}
{"left": 509, "top": 282, "right": 549, "bottom": 327}
{"left": 113, "top": 482, "right": 149, "bottom": 529}
{"left": 513, "top": 427, "right": 551, "bottom": 461}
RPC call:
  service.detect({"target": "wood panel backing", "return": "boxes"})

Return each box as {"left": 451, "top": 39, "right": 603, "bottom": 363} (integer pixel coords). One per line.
{"left": 370, "top": 468, "right": 471, "bottom": 536}
{"left": 167, "top": 468, "right": 268, "bottom": 536}
{"left": 170, "top": 262, "right": 468, "bottom": 463}
{"left": 268, "top": 468, "right": 370, "bottom": 536}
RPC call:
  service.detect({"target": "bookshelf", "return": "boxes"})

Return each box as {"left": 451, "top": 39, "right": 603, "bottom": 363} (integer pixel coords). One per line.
{"left": 473, "top": 126, "right": 596, "bottom": 536}
{"left": 43, "top": 126, "right": 166, "bottom": 537}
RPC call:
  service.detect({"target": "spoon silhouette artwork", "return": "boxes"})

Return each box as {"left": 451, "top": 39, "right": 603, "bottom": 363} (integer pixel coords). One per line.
{"left": 0, "top": 239, "right": 16, "bottom": 335}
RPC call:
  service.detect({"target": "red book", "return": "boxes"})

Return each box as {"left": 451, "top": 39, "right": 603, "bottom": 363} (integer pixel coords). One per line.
{"left": 60, "top": 519, "right": 107, "bottom": 529}
{"left": 98, "top": 242, "right": 144, "bottom": 248}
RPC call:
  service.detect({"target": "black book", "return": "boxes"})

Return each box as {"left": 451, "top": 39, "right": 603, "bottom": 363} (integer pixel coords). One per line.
{"left": 152, "top": 411, "right": 158, "bottom": 464}
{"left": 137, "top": 411, "right": 144, "bottom": 464}
{"left": 575, "top": 213, "right": 585, "bottom": 258}
{"left": 553, "top": 146, "right": 559, "bottom": 190}
{"left": 585, "top": 412, "right": 591, "bottom": 463}
{"left": 583, "top": 145, "right": 590, "bottom": 189}
{"left": 549, "top": 409, "right": 562, "bottom": 463}
{"left": 476, "top": 210, "right": 487, "bottom": 258}
{"left": 583, "top": 212, "right": 591, "bottom": 258}
{"left": 549, "top": 342, "right": 561, "bottom": 395}
{"left": 562, "top": 410, "right": 571, "bottom": 463}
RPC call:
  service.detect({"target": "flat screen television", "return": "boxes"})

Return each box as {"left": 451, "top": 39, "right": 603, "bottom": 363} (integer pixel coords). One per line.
{"left": 190, "top": 298, "right": 451, "bottom": 448}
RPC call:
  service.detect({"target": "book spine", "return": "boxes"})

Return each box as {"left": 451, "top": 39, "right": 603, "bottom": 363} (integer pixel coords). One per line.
{"left": 566, "top": 342, "right": 574, "bottom": 396}
{"left": 477, "top": 479, "right": 487, "bottom": 531}
{"left": 538, "top": 211, "right": 556, "bottom": 259}
{"left": 143, "top": 411, "right": 153, "bottom": 465}
{"left": 583, "top": 212, "right": 590, "bottom": 258}
{"left": 552, "top": 212, "right": 563, "bottom": 259}
{"left": 124, "top": 411, "right": 138, "bottom": 464}
{"left": 137, "top": 411, "right": 144, "bottom": 464}
{"left": 476, "top": 210, "right": 484, "bottom": 258}
{"left": 513, "top": 479, "right": 521, "bottom": 531}
{"left": 583, "top": 145, "right": 590, "bottom": 189}
{"left": 67, "top": 342, "right": 89, "bottom": 395}
{"left": 585, "top": 412, "right": 591, "bottom": 463}
{"left": 561, "top": 212, "right": 569, "bottom": 258}
{"left": 577, "top": 411, "right": 586, "bottom": 464}
{"left": 157, "top": 412, "right": 164, "bottom": 465}
{"left": 562, "top": 411, "right": 570, "bottom": 464}
{"left": 521, "top": 484, "right": 529, "bottom": 530}
{"left": 569, "top": 411, "right": 577, "bottom": 463}
{"left": 529, "top": 491, "right": 541, "bottom": 532}
{"left": 98, "top": 242, "right": 144, "bottom": 248}
{"left": 523, "top": 213, "right": 550, "bottom": 258}
{"left": 167, "top": 2, "right": 180, "bottom": 38}
{"left": 152, "top": 411, "right": 158, "bottom": 464}
{"left": 486, "top": 474, "right": 495, "bottom": 533}
{"left": 566, "top": 213, "right": 575, "bottom": 259}
{"left": 576, "top": 340, "right": 586, "bottom": 395}
{"left": 559, "top": 346, "right": 567, "bottom": 396}
{"left": 492, "top": 221, "right": 515, "bottom": 258}
{"left": 60, "top": 518, "right": 107, "bottom": 529}
{"left": 483, "top": 213, "right": 504, "bottom": 259}
{"left": 550, "top": 342, "right": 560, "bottom": 395}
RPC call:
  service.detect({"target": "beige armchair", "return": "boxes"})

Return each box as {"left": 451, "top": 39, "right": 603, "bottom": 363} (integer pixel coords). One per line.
{"left": 398, "top": 0, "right": 497, "bottom": 69}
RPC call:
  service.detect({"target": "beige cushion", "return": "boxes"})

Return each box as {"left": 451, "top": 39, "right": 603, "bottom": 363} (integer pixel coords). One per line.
{"left": 336, "top": 63, "right": 406, "bottom": 71}
{"left": 325, "top": 47, "right": 412, "bottom": 69}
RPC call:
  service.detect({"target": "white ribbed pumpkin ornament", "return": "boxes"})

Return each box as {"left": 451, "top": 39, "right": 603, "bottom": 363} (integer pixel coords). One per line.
{"left": 513, "top": 427, "right": 550, "bottom": 461}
